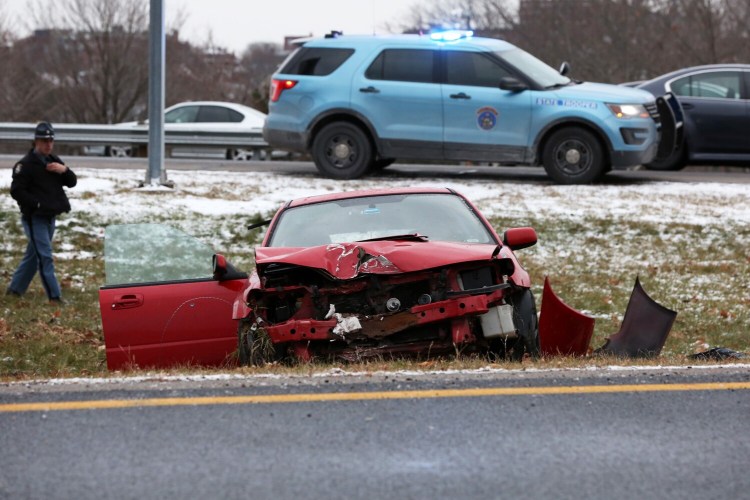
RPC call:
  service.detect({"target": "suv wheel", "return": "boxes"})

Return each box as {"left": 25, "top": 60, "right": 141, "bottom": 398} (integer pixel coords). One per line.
{"left": 542, "top": 127, "right": 605, "bottom": 184}
{"left": 312, "top": 122, "right": 373, "bottom": 179}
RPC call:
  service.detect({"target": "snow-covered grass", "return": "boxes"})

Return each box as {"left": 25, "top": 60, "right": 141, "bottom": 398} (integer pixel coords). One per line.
{"left": 1, "top": 168, "right": 748, "bottom": 378}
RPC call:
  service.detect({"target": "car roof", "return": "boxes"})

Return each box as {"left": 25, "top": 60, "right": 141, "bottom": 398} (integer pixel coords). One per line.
{"left": 166, "top": 101, "right": 267, "bottom": 117}
{"left": 286, "top": 187, "right": 456, "bottom": 208}
{"left": 298, "top": 33, "right": 517, "bottom": 52}
{"left": 642, "top": 64, "right": 750, "bottom": 83}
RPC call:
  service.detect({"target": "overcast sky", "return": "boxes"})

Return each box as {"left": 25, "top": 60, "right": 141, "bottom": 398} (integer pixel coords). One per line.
{"left": 3, "top": 0, "right": 427, "bottom": 54}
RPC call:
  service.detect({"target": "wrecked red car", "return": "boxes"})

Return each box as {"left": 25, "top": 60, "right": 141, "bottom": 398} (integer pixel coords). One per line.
{"left": 99, "top": 187, "right": 677, "bottom": 370}
{"left": 99, "top": 188, "right": 542, "bottom": 369}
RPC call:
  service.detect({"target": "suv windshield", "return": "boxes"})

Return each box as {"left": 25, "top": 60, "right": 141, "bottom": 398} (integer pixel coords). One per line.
{"left": 267, "top": 193, "right": 495, "bottom": 247}
{"left": 498, "top": 48, "right": 570, "bottom": 89}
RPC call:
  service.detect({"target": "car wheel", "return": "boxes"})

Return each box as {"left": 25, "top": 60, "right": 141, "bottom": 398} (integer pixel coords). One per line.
{"left": 644, "top": 143, "right": 687, "bottom": 171}
{"left": 106, "top": 145, "right": 133, "bottom": 158}
{"left": 542, "top": 127, "right": 605, "bottom": 184}
{"left": 237, "top": 318, "right": 276, "bottom": 366}
{"left": 312, "top": 122, "right": 373, "bottom": 179}
{"left": 226, "top": 148, "right": 254, "bottom": 161}
{"left": 489, "top": 289, "right": 539, "bottom": 361}
{"left": 371, "top": 158, "right": 395, "bottom": 171}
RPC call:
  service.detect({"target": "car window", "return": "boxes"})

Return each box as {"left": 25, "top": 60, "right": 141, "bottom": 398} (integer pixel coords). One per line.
{"left": 279, "top": 47, "right": 354, "bottom": 76}
{"left": 165, "top": 106, "right": 199, "bottom": 123}
{"left": 267, "top": 193, "right": 495, "bottom": 247}
{"left": 671, "top": 71, "right": 743, "bottom": 99}
{"left": 197, "top": 106, "right": 244, "bottom": 123}
{"left": 445, "top": 51, "right": 512, "bottom": 87}
{"left": 104, "top": 224, "right": 214, "bottom": 285}
{"left": 365, "top": 49, "right": 437, "bottom": 84}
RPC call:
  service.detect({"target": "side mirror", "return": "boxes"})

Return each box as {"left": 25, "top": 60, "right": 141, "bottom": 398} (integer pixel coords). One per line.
{"left": 213, "top": 253, "right": 228, "bottom": 280}
{"left": 503, "top": 227, "right": 537, "bottom": 251}
{"left": 559, "top": 62, "right": 570, "bottom": 76}
{"left": 499, "top": 76, "right": 528, "bottom": 92}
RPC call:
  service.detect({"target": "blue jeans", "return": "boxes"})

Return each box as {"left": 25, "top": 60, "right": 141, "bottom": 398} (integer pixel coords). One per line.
{"left": 8, "top": 214, "right": 62, "bottom": 300}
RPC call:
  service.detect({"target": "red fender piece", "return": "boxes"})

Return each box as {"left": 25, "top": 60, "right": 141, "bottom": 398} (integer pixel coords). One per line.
{"left": 597, "top": 277, "right": 677, "bottom": 358}
{"left": 539, "top": 277, "right": 596, "bottom": 356}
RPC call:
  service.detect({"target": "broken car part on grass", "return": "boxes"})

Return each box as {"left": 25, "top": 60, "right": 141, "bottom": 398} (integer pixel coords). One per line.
{"left": 98, "top": 188, "right": 677, "bottom": 370}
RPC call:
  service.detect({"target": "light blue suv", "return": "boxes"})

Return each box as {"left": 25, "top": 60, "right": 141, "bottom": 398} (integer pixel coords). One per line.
{"left": 264, "top": 31, "right": 678, "bottom": 184}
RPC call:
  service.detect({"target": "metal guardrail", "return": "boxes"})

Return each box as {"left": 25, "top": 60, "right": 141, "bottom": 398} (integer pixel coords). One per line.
{"left": 0, "top": 122, "right": 268, "bottom": 149}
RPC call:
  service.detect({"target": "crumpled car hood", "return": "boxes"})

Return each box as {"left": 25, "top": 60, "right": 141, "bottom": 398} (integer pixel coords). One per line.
{"left": 255, "top": 241, "right": 504, "bottom": 280}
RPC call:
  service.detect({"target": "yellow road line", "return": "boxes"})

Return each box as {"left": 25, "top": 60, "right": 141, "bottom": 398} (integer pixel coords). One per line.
{"left": 1, "top": 382, "right": 748, "bottom": 413}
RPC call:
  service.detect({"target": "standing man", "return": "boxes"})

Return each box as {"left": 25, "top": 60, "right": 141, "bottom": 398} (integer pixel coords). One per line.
{"left": 6, "top": 122, "right": 77, "bottom": 304}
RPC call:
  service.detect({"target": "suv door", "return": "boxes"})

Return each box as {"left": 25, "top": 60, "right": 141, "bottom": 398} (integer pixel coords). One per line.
{"left": 441, "top": 49, "right": 532, "bottom": 162}
{"left": 668, "top": 69, "right": 749, "bottom": 156}
{"left": 350, "top": 48, "right": 443, "bottom": 158}
{"left": 98, "top": 224, "right": 247, "bottom": 370}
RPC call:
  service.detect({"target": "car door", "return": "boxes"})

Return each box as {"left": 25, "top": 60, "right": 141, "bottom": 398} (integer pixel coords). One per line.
{"left": 668, "top": 70, "right": 749, "bottom": 157}
{"left": 350, "top": 48, "right": 443, "bottom": 159}
{"left": 441, "top": 49, "right": 532, "bottom": 162}
{"left": 98, "top": 224, "right": 247, "bottom": 370}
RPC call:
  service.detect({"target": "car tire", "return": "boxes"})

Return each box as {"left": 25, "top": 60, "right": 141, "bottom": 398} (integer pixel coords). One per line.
{"left": 488, "top": 289, "right": 539, "bottom": 361}
{"left": 542, "top": 127, "right": 606, "bottom": 184}
{"left": 226, "top": 148, "right": 254, "bottom": 161}
{"left": 312, "top": 122, "right": 373, "bottom": 179}
{"left": 371, "top": 158, "right": 395, "bottom": 171}
{"left": 644, "top": 143, "right": 687, "bottom": 171}
{"left": 105, "top": 145, "right": 133, "bottom": 158}
{"left": 237, "top": 318, "right": 276, "bottom": 366}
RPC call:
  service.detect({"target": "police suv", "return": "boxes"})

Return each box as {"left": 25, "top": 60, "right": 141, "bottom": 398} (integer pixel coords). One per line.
{"left": 264, "top": 31, "right": 678, "bottom": 184}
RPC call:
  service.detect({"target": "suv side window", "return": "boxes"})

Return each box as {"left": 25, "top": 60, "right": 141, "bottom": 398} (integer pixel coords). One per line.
{"left": 365, "top": 49, "right": 437, "bottom": 84}
{"left": 671, "top": 71, "right": 743, "bottom": 99}
{"left": 444, "top": 51, "right": 511, "bottom": 87}
{"left": 279, "top": 47, "right": 354, "bottom": 76}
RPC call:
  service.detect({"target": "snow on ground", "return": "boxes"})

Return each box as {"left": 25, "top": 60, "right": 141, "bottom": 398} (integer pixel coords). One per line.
{"left": 2, "top": 168, "right": 748, "bottom": 228}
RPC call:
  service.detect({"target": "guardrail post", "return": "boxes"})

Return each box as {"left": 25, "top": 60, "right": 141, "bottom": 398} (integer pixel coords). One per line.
{"left": 145, "top": 0, "right": 171, "bottom": 187}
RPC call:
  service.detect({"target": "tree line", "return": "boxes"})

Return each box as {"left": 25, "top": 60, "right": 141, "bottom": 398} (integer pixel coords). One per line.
{"left": 1, "top": 0, "right": 748, "bottom": 125}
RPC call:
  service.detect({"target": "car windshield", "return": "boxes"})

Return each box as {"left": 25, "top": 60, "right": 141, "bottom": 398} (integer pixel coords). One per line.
{"left": 498, "top": 48, "right": 570, "bottom": 89}
{"left": 267, "top": 193, "right": 496, "bottom": 247}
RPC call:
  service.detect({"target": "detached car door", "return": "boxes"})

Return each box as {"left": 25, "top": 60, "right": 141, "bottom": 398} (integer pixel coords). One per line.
{"left": 99, "top": 224, "right": 247, "bottom": 370}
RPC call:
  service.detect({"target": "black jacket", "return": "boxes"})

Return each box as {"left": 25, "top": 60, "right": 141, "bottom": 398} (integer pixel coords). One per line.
{"left": 10, "top": 149, "right": 77, "bottom": 217}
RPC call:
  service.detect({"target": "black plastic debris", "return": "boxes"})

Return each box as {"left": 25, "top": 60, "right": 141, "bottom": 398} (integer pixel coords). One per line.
{"left": 597, "top": 277, "right": 677, "bottom": 358}
{"left": 689, "top": 347, "right": 748, "bottom": 361}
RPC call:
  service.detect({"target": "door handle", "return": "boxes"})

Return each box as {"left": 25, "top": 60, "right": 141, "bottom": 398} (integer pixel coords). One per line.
{"left": 112, "top": 293, "right": 144, "bottom": 310}
{"left": 681, "top": 102, "right": 694, "bottom": 110}
{"left": 450, "top": 92, "right": 471, "bottom": 100}
{"left": 359, "top": 86, "right": 380, "bottom": 94}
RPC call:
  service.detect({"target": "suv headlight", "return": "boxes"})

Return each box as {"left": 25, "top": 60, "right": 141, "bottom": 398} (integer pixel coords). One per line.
{"left": 606, "top": 103, "right": 649, "bottom": 119}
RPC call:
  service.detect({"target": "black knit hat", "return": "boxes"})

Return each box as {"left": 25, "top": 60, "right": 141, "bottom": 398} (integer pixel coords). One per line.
{"left": 34, "top": 122, "right": 55, "bottom": 139}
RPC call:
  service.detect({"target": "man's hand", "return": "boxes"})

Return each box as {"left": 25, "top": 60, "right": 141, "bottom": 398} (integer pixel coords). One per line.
{"left": 46, "top": 162, "right": 67, "bottom": 174}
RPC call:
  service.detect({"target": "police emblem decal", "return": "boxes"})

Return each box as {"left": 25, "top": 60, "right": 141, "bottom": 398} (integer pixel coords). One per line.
{"left": 13, "top": 163, "right": 23, "bottom": 175}
{"left": 476, "top": 107, "right": 498, "bottom": 130}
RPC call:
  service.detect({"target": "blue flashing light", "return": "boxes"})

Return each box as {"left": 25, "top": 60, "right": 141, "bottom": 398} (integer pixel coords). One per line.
{"left": 429, "top": 30, "right": 474, "bottom": 42}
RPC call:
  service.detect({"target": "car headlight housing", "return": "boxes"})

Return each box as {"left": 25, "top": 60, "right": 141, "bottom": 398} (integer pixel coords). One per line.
{"left": 606, "top": 103, "right": 649, "bottom": 119}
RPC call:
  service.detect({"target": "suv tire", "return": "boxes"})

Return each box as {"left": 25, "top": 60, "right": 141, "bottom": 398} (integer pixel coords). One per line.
{"left": 542, "top": 127, "right": 605, "bottom": 184}
{"left": 312, "top": 122, "right": 373, "bottom": 179}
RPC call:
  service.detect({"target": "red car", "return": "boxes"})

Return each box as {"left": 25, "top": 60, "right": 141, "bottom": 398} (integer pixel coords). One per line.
{"left": 99, "top": 188, "right": 572, "bottom": 369}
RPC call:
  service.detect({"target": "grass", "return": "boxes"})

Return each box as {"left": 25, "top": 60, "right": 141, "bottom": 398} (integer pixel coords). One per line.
{"left": 1, "top": 176, "right": 748, "bottom": 380}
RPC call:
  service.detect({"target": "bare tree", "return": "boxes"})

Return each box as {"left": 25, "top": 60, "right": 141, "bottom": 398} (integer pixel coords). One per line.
{"left": 27, "top": 0, "right": 149, "bottom": 123}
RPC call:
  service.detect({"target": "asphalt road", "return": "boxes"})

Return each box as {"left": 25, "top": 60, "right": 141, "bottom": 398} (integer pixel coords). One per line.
{"left": 1, "top": 154, "right": 749, "bottom": 184}
{"left": 1, "top": 367, "right": 749, "bottom": 500}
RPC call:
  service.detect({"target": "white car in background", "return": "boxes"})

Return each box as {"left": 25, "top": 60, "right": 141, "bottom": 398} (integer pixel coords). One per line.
{"left": 95, "top": 101, "right": 272, "bottom": 160}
